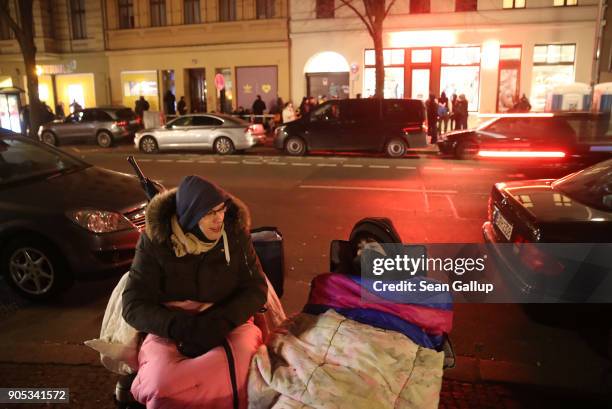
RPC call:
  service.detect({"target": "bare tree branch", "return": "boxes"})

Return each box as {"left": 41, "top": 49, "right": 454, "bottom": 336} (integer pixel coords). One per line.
{"left": 384, "top": 0, "right": 398, "bottom": 19}
{"left": 338, "top": 0, "right": 374, "bottom": 38}
{"left": 0, "top": 0, "right": 22, "bottom": 37}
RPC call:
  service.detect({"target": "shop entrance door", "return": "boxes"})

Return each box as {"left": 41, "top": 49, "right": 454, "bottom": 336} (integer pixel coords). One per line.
{"left": 306, "top": 72, "right": 349, "bottom": 100}
{"left": 187, "top": 69, "right": 207, "bottom": 113}
{"left": 411, "top": 69, "right": 430, "bottom": 101}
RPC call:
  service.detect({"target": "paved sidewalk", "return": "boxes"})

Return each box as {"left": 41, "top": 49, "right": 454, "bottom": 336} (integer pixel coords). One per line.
{"left": 1, "top": 362, "right": 610, "bottom": 409}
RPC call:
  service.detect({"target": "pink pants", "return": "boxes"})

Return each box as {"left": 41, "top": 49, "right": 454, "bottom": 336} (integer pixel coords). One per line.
{"left": 131, "top": 321, "right": 262, "bottom": 409}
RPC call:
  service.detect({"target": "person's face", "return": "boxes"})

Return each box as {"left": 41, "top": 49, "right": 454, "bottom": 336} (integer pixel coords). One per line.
{"left": 197, "top": 202, "right": 227, "bottom": 241}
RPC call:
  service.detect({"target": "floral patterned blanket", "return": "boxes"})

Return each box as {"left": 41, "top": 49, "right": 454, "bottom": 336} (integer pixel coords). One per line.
{"left": 248, "top": 310, "right": 444, "bottom": 409}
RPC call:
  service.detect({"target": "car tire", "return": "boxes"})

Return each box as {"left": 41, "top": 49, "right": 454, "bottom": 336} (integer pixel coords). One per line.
{"left": 455, "top": 140, "right": 479, "bottom": 160}
{"left": 1, "top": 236, "right": 73, "bottom": 301}
{"left": 139, "top": 136, "right": 159, "bottom": 154}
{"left": 284, "top": 137, "right": 307, "bottom": 156}
{"left": 214, "top": 137, "right": 235, "bottom": 155}
{"left": 385, "top": 138, "right": 407, "bottom": 158}
{"left": 96, "top": 131, "right": 114, "bottom": 148}
{"left": 41, "top": 131, "right": 58, "bottom": 146}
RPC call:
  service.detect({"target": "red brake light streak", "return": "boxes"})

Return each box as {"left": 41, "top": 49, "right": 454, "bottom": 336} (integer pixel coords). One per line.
{"left": 478, "top": 150, "right": 566, "bottom": 158}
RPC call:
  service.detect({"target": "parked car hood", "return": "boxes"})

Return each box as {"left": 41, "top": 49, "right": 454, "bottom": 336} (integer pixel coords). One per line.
{"left": 501, "top": 180, "right": 612, "bottom": 223}
{"left": 2, "top": 166, "right": 147, "bottom": 214}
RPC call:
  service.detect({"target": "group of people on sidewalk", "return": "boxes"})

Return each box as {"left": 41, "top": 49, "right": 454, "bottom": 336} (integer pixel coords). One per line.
{"left": 425, "top": 92, "right": 469, "bottom": 144}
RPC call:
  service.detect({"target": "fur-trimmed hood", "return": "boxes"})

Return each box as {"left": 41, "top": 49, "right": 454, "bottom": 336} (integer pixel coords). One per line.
{"left": 144, "top": 188, "right": 251, "bottom": 245}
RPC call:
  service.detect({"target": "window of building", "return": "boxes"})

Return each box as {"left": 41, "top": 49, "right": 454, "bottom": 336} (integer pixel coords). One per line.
{"left": 219, "top": 0, "right": 236, "bottom": 21}
{"left": 455, "top": 0, "right": 477, "bottom": 11}
{"left": 531, "top": 43, "right": 576, "bottom": 110}
{"left": 43, "top": 0, "right": 55, "bottom": 38}
{"left": 410, "top": 0, "right": 430, "bottom": 13}
{"left": 497, "top": 46, "right": 522, "bottom": 112}
{"left": 502, "top": 0, "right": 526, "bottom": 8}
{"left": 256, "top": 0, "right": 275, "bottom": 19}
{"left": 70, "top": 0, "right": 87, "bottom": 39}
{"left": 316, "top": 0, "right": 335, "bottom": 18}
{"left": 554, "top": 0, "right": 577, "bottom": 5}
{"left": 440, "top": 47, "right": 481, "bottom": 111}
{"left": 150, "top": 0, "right": 167, "bottom": 26}
{"left": 119, "top": 0, "right": 135, "bottom": 29}
{"left": 363, "top": 48, "right": 405, "bottom": 99}
{"left": 184, "top": 0, "right": 201, "bottom": 24}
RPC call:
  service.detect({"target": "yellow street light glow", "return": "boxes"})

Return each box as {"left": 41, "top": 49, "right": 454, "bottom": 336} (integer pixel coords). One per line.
{"left": 35, "top": 65, "right": 43, "bottom": 76}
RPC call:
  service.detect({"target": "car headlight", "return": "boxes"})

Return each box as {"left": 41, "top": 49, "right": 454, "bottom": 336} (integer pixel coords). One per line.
{"left": 67, "top": 209, "right": 134, "bottom": 233}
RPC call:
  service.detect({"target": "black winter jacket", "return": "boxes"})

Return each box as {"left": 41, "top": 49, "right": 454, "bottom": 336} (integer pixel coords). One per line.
{"left": 122, "top": 188, "right": 267, "bottom": 355}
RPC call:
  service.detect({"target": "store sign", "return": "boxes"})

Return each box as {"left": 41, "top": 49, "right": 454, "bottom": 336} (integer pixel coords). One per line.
{"left": 236, "top": 66, "right": 278, "bottom": 110}
{"left": 37, "top": 60, "right": 77, "bottom": 75}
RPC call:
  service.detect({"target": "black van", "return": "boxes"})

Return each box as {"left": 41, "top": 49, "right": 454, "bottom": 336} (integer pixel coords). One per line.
{"left": 274, "top": 98, "right": 427, "bottom": 157}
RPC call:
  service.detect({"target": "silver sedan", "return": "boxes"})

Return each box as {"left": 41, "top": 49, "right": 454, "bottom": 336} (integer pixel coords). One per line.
{"left": 134, "top": 113, "right": 266, "bottom": 154}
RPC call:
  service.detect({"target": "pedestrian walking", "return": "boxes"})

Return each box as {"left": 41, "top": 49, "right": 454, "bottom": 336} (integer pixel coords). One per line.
{"left": 282, "top": 101, "right": 297, "bottom": 123}
{"left": 252, "top": 95, "right": 266, "bottom": 124}
{"left": 135, "top": 96, "right": 150, "bottom": 119}
{"left": 177, "top": 96, "right": 187, "bottom": 115}
{"left": 437, "top": 91, "right": 450, "bottom": 135}
{"left": 455, "top": 94, "right": 469, "bottom": 130}
{"left": 426, "top": 94, "right": 439, "bottom": 144}
{"left": 164, "top": 90, "right": 176, "bottom": 115}
{"left": 70, "top": 99, "right": 83, "bottom": 113}
{"left": 122, "top": 176, "right": 267, "bottom": 409}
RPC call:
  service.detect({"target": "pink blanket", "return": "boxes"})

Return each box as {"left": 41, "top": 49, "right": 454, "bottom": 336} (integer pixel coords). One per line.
{"left": 132, "top": 320, "right": 262, "bottom": 409}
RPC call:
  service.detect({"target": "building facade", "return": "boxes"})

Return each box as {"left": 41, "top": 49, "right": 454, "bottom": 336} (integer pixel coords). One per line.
{"left": 291, "top": 0, "right": 599, "bottom": 112}
{"left": 0, "top": 0, "right": 289, "bottom": 116}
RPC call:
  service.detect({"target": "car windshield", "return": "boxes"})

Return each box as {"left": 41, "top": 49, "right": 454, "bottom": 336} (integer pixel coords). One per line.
{"left": 0, "top": 137, "right": 87, "bottom": 186}
{"left": 552, "top": 159, "right": 612, "bottom": 211}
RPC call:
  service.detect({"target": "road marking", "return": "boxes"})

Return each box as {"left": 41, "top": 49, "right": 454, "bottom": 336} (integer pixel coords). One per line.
{"left": 156, "top": 159, "right": 173, "bottom": 162}
{"left": 198, "top": 160, "right": 216, "bottom": 163}
{"left": 451, "top": 167, "right": 474, "bottom": 172}
{"left": 446, "top": 195, "right": 460, "bottom": 219}
{"left": 138, "top": 159, "right": 153, "bottom": 162}
{"left": 396, "top": 166, "right": 417, "bottom": 169}
{"left": 292, "top": 163, "right": 312, "bottom": 167}
{"left": 423, "top": 166, "right": 445, "bottom": 171}
{"left": 177, "top": 160, "right": 194, "bottom": 163}
{"left": 243, "top": 160, "right": 263, "bottom": 165}
{"left": 317, "top": 163, "right": 337, "bottom": 167}
{"left": 342, "top": 164, "right": 363, "bottom": 168}
{"left": 369, "top": 165, "right": 390, "bottom": 169}
{"left": 267, "top": 162, "right": 287, "bottom": 166}
{"left": 221, "top": 160, "right": 239, "bottom": 164}
{"left": 299, "top": 185, "right": 458, "bottom": 194}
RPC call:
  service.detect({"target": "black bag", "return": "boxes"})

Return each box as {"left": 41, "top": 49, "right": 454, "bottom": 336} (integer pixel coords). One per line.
{"left": 251, "top": 227, "right": 284, "bottom": 298}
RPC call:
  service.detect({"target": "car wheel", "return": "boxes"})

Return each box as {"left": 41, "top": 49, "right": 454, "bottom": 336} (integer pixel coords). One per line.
{"left": 455, "top": 140, "right": 479, "bottom": 160}
{"left": 284, "top": 137, "right": 306, "bottom": 156}
{"left": 385, "top": 138, "right": 407, "bottom": 158}
{"left": 41, "top": 131, "right": 58, "bottom": 146}
{"left": 1, "top": 237, "right": 73, "bottom": 301}
{"left": 214, "top": 137, "right": 235, "bottom": 155}
{"left": 139, "top": 136, "right": 159, "bottom": 154}
{"left": 96, "top": 131, "right": 114, "bottom": 148}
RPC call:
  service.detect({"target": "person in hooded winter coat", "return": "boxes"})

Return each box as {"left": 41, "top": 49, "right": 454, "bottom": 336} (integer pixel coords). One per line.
{"left": 122, "top": 176, "right": 268, "bottom": 409}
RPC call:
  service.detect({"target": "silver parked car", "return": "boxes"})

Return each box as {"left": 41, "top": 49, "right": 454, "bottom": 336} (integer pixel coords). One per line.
{"left": 38, "top": 106, "right": 142, "bottom": 148}
{"left": 134, "top": 113, "right": 266, "bottom": 154}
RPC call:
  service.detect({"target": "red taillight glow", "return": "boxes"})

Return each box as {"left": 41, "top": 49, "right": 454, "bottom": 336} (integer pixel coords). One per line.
{"left": 115, "top": 120, "right": 128, "bottom": 127}
{"left": 513, "top": 235, "right": 564, "bottom": 276}
{"left": 478, "top": 150, "right": 566, "bottom": 158}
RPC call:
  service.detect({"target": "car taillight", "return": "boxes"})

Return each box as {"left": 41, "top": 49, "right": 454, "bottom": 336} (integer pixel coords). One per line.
{"left": 135, "top": 117, "right": 142, "bottom": 125}
{"left": 403, "top": 126, "right": 421, "bottom": 133}
{"left": 115, "top": 120, "right": 128, "bottom": 127}
{"left": 514, "top": 235, "right": 564, "bottom": 276}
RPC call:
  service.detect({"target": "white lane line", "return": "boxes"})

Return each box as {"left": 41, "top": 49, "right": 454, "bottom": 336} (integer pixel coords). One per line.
{"left": 342, "top": 164, "right": 363, "bottom": 168}
{"left": 267, "top": 162, "right": 287, "bottom": 166}
{"left": 369, "top": 165, "right": 390, "bottom": 169}
{"left": 138, "top": 159, "right": 153, "bottom": 162}
{"left": 220, "top": 160, "right": 239, "bottom": 164}
{"left": 243, "top": 160, "right": 263, "bottom": 165}
{"left": 156, "top": 159, "right": 173, "bottom": 162}
{"left": 177, "top": 160, "right": 194, "bottom": 163}
{"left": 299, "top": 185, "right": 458, "bottom": 194}
{"left": 446, "top": 195, "right": 460, "bottom": 219}
{"left": 317, "top": 163, "right": 337, "bottom": 167}
{"left": 396, "top": 166, "right": 417, "bottom": 169}
{"left": 198, "top": 160, "right": 216, "bottom": 164}
{"left": 292, "top": 163, "right": 312, "bottom": 167}
{"left": 423, "top": 166, "right": 445, "bottom": 171}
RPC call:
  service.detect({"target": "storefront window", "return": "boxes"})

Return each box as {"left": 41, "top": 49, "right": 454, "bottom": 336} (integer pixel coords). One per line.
{"left": 497, "top": 46, "right": 522, "bottom": 113}
{"left": 121, "top": 71, "right": 159, "bottom": 111}
{"left": 530, "top": 44, "right": 575, "bottom": 111}
{"left": 216, "top": 68, "right": 234, "bottom": 113}
{"left": 411, "top": 69, "right": 430, "bottom": 101}
{"left": 500, "top": 47, "right": 521, "bottom": 60}
{"left": 411, "top": 49, "right": 432, "bottom": 63}
{"left": 364, "top": 48, "right": 405, "bottom": 98}
{"left": 440, "top": 47, "right": 481, "bottom": 110}
{"left": 57, "top": 73, "right": 96, "bottom": 111}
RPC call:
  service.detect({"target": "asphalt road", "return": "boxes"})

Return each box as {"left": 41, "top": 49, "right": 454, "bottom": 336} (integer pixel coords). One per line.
{"left": 1, "top": 143, "right": 611, "bottom": 397}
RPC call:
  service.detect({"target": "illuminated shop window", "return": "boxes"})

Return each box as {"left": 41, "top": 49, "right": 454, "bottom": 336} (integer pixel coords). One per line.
{"left": 411, "top": 49, "right": 432, "bottom": 63}
{"left": 500, "top": 47, "right": 521, "bottom": 61}
{"left": 530, "top": 44, "right": 575, "bottom": 111}
{"left": 363, "top": 49, "right": 405, "bottom": 98}
{"left": 440, "top": 47, "right": 481, "bottom": 111}
{"left": 502, "top": 0, "right": 525, "bottom": 8}
{"left": 554, "top": 0, "right": 577, "bottom": 5}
